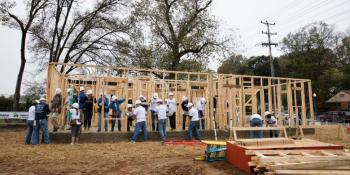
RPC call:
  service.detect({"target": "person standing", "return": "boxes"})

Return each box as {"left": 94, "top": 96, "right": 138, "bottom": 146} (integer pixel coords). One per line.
{"left": 265, "top": 111, "right": 278, "bottom": 138}
{"left": 97, "top": 92, "right": 109, "bottom": 132}
{"left": 187, "top": 103, "right": 201, "bottom": 141}
{"left": 70, "top": 103, "right": 82, "bottom": 145}
{"left": 149, "top": 93, "right": 159, "bottom": 131}
{"left": 155, "top": 99, "right": 167, "bottom": 144}
{"left": 33, "top": 97, "right": 51, "bottom": 145}
{"left": 166, "top": 92, "right": 177, "bottom": 130}
{"left": 109, "top": 95, "right": 125, "bottom": 132}
{"left": 25, "top": 100, "right": 38, "bottom": 144}
{"left": 51, "top": 88, "right": 62, "bottom": 132}
{"left": 125, "top": 104, "right": 134, "bottom": 132}
{"left": 78, "top": 87, "right": 87, "bottom": 127}
{"left": 196, "top": 97, "right": 206, "bottom": 130}
{"left": 249, "top": 113, "right": 263, "bottom": 138}
{"left": 131, "top": 100, "right": 148, "bottom": 144}
{"left": 83, "top": 90, "right": 94, "bottom": 131}
{"left": 181, "top": 96, "right": 189, "bottom": 130}
{"left": 139, "top": 95, "right": 149, "bottom": 111}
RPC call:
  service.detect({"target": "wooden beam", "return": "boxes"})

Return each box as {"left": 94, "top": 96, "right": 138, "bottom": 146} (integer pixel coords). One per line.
{"left": 273, "top": 170, "right": 350, "bottom": 175}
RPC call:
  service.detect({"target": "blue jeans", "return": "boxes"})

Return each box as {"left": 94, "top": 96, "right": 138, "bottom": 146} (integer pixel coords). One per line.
{"left": 33, "top": 119, "right": 50, "bottom": 144}
{"left": 158, "top": 119, "right": 167, "bottom": 142}
{"left": 188, "top": 120, "right": 201, "bottom": 140}
{"left": 98, "top": 112, "right": 108, "bottom": 131}
{"left": 131, "top": 121, "right": 148, "bottom": 141}
{"left": 25, "top": 120, "right": 34, "bottom": 144}
{"left": 250, "top": 118, "right": 263, "bottom": 138}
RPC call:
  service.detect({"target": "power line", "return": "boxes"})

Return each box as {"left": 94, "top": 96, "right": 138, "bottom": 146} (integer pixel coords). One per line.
{"left": 261, "top": 21, "right": 278, "bottom": 77}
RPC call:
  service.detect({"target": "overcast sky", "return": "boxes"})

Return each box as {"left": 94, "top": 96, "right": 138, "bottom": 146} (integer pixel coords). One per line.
{"left": 0, "top": 0, "right": 349, "bottom": 95}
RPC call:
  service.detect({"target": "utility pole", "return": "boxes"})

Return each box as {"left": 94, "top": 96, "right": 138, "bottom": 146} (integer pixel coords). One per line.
{"left": 261, "top": 21, "right": 278, "bottom": 77}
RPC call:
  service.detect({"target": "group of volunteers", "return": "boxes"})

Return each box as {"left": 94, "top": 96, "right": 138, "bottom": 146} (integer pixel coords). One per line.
{"left": 248, "top": 111, "right": 278, "bottom": 138}
{"left": 25, "top": 87, "right": 208, "bottom": 145}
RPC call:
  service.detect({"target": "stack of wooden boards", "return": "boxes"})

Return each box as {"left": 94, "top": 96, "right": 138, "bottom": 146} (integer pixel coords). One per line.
{"left": 247, "top": 149, "right": 350, "bottom": 175}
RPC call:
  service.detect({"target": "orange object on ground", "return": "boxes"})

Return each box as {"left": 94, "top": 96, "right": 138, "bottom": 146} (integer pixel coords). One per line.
{"left": 347, "top": 127, "right": 350, "bottom": 132}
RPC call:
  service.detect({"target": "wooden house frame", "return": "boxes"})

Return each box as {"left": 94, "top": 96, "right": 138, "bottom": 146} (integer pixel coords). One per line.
{"left": 47, "top": 63, "right": 315, "bottom": 131}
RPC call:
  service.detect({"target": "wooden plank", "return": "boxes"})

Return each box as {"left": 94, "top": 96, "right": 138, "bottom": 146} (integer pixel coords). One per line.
{"left": 308, "top": 81, "right": 315, "bottom": 125}
{"left": 233, "top": 126, "right": 286, "bottom": 131}
{"left": 257, "top": 155, "right": 350, "bottom": 163}
{"left": 274, "top": 170, "right": 350, "bottom": 175}
{"left": 245, "top": 150, "right": 346, "bottom": 156}
{"left": 268, "top": 160, "right": 350, "bottom": 170}
{"left": 277, "top": 84, "right": 283, "bottom": 126}
{"left": 301, "top": 82, "right": 307, "bottom": 127}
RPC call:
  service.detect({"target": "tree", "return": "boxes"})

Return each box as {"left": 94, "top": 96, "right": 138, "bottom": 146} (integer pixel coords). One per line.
{"left": 134, "top": 0, "right": 234, "bottom": 72}
{"left": 217, "top": 54, "right": 248, "bottom": 74}
{"left": 29, "top": 0, "right": 135, "bottom": 74}
{"left": 0, "top": 0, "right": 50, "bottom": 111}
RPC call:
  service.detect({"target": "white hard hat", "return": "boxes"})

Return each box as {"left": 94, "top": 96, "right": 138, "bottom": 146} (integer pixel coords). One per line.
{"left": 200, "top": 97, "right": 206, "bottom": 103}
{"left": 80, "top": 87, "right": 85, "bottom": 91}
{"left": 186, "top": 102, "right": 193, "bottom": 108}
{"left": 86, "top": 90, "right": 93, "bottom": 95}
{"left": 55, "top": 88, "right": 62, "bottom": 94}
{"left": 39, "top": 97, "right": 46, "bottom": 101}
{"left": 157, "top": 99, "right": 163, "bottom": 103}
{"left": 35, "top": 100, "right": 40, "bottom": 104}
{"left": 168, "top": 92, "right": 174, "bottom": 96}
{"left": 67, "top": 88, "right": 71, "bottom": 93}
{"left": 127, "top": 104, "right": 133, "bottom": 108}
{"left": 182, "top": 96, "right": 187, "bottom": 101}
{"left": 99, "top": 92, "right": 103, "bottom": 96}
{"left": 72, "top": 103, "right": 79, "bottom": 109}
{"left": 111, "top": 95, "right": 117, "bottom": 101}
{"left": 265, "top": 111, "right": 271, "bottom": 116}
{"left": 139, "top": 95, "right": 145, "bottom": 99}
{"left": 153, "top": 93, "right": 158, "bottom": 98}
{"left": 135, "top": 100, "right": 142, "bottom": 105}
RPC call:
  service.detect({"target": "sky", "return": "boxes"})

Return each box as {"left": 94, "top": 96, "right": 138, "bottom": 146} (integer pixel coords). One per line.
{"left": 0, "top": 0, "right": 350, "bottom": 95}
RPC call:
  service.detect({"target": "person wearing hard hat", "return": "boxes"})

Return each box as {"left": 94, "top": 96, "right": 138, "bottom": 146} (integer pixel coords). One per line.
{"left": 181, "top": 96, "right": 189, "bottom": 130}
{"left": 125, "top": 104, "right": 134, "bottom": 132}
{"left": 130, "top": 100, "right": 148, "bottom": 144}
{"left": 25, "top": 100, "right": 39, "bottom": 144}
{"left": 70, "top": 103, "right": 82, "bottom": 145}
{"left": 166, "top": 92, "right": 177, "bottom": 130}
{"left": 249, "top": 113, "right": 263, "bottom": 138}
{"left": 78, "top": 87, "right": 87, "bottom": 127}
{"left": 155, "top": 99, "right": 167, "bottom": 144}
{"left": 83, "top": 90, "right": 94, "bottom": 131}
{"left": 97, "top": 92, "right": 109, "bottom": 132}
{"left": 109, "top": 95, "right": 125, "bottom": 132}
{"left": 139, "top": 95, "right": 149, "bottom": 111}
{"left": 149, "top": 93, "right": 159, "bottom": 131}
{"left": 51, "top": 88, "right": 62, "bottom": 132}
{"left": 187, "top": 102, "right": 201, "bottom": 141}
{"left": 33, "top": 97, "right": 51, "bottom": 145}
{"left": 265, "top": 111, "right": 278, "bottom": 138}
{"left": 196, "top": 97, "right": 206, "bottom": 130}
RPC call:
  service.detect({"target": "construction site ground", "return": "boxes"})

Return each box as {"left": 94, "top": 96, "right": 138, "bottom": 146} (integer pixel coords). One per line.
{"left": 0, "top": 126, "right": 348, "bottom": 175}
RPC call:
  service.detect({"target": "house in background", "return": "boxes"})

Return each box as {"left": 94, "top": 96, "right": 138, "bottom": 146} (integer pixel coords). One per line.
{"left": 326, "top": 90, "right": 350, "bottom": 111}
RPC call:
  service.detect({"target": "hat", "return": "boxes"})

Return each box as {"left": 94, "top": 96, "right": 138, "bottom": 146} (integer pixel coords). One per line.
{"left": 67, "top": 88, "right": 71, "bottom": 93}
{"left": 99, "top": 92, "right": 103, "bottom": 96}
{"left": 35, "top": 100, "right": 40, "bottom": 104}
{"left": 265, "top": 111, "right": 271, "bottom": 116}
{"left": 139, "top": 95, "right": 145, "bottom": 99}
{"left": 127, "top": 104, "right": 133, "bottom": 108}
{"left": 200, "top": 97, "right": 206, "bottom": 103}
{"left": 86, "top": 90, "right": 93, "bottom": 95}
{"left": 80, "top": 87, "right": 85, "bottom": 91}
{"left": 157, "top": 99, "right": 163, "bottom": 103}
{"left": 153, "top": 93, "right": 158, "bottom": 98}
{"left": 55, "top": 88, "right": 62, "bottom": 94}
{"left": 186, "top": 102, "right": 193, "bottom": 108}
{"left": 168, "top": 92, "right": 174, "bottom": 96}
{"left": 39, "top": 97, "right": 46, "bottom": 101}
{"left": 135, "top": 100, "right": 142, "bottom": 105}
{"left": 182, "top": 96, "right": 187, "bottom": 101}
{"left": 72, "top": 103, "right": 79, "bottom": 109}
{"left": 111, "top": 95, "right": 117, "bottom": 101}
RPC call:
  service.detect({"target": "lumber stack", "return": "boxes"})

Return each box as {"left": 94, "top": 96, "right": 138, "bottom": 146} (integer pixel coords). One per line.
{"left": 246, "top": 149, "right": 350, "bottom": 175}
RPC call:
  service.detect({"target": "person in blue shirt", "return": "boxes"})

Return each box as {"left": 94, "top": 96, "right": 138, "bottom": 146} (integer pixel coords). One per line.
{"left": 78, "top": 87, "right": 87, "bottom": 129}
{"left": 97, "top": 92, "right": 109, "bottom": 132}
{"left": 109, "top": 95, "right": 125, "bottom": 132}
{"left": 33, "top": 97, "right": 51, "bottom": 145}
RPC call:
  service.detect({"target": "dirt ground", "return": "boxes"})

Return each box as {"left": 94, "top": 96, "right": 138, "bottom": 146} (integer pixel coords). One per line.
{"left": 0, "top": 126, "right": 348, "bottom": 175}
{"left": 0, "top": 127, "right": 242, "bottom": 175}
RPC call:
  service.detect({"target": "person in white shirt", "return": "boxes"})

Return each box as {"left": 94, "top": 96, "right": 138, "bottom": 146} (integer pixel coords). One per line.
{"left": 265, "top": 111, "right": 278, "bottom": 138}
{"left": 25, "top": 100, "right": 38, "bottom": 144}
{"left": 149, "top": 93, "right": 159, "bottom": 131}
{"left": 166, "top": 92, "right": 177, "bottom": 130}
{"left": 131, "top": 100, "right": 148, "bottom": 144}
{"left": 187, "top": 103, "right": 201, "bottom": 141}
{"left": 196, "top": 97, "right": 206, "bottom": 130}
{"left": 249, "top": 113, "right": 263, "bottom": 138}
{"left": 155, "top": 99, "right": 167, "bottom": 143}
{"left": 70, "top": 103, "right": 81, "bottom": 145}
